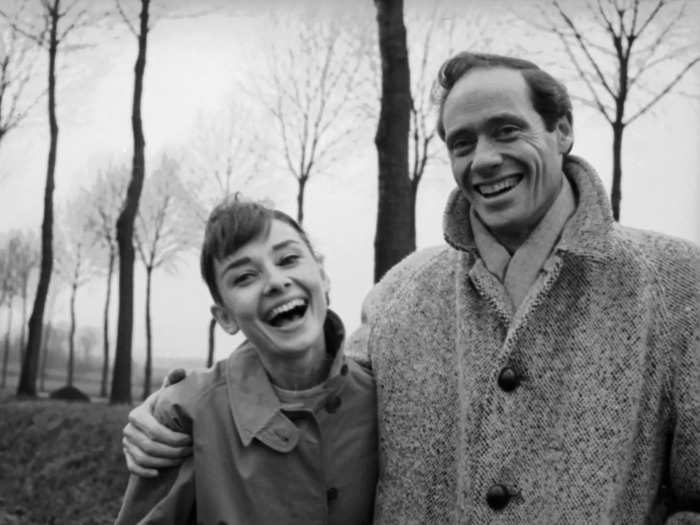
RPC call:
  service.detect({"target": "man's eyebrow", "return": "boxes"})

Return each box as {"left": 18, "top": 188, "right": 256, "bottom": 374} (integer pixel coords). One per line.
{"left": 446, "top": 113, "right": 528, "bottom": 144}
{"left": 487, "top": 113, "right": 528, "bottom": 127}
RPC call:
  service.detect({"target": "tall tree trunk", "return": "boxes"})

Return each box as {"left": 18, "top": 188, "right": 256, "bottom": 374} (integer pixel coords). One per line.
{"left": 20, "top": 280, "right": 28, "bottom": 351}
{"left": 39, "top": 321, "right": 52, "bottom": 392}
{"left": 296, "top": 175, "right": 307, "bottom": 225}
{"left": 2, "top": 305, "right": 14, "bottom": 389}
{"left": 373, "top": 0, "right": 413, "bottom": 283}
{"left": 610, "top": 121, "right": 624, "bottom": 222}
{"left": 17, "top": 2, "right": 60, "bottom": 397}
{"left": 142, "top": 265, "right": 153, "bottom": 400}
{"left": 67, "top": 282, "right": 77, "bottom": 387}
{"left": 207, "top": 316, "right": 216, "bottom": 367}
{"left": 100, "top": 250, "right": 114, "bottom": 397}
{"left": 111, "top": 0, "right": 150, "bottom": 404}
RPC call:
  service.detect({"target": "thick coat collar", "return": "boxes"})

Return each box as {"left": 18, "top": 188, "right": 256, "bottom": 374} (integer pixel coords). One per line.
{"left": 224, "top": 310, "right": 347, "bottom": 451}
{"left": 443, "top": 155, "right": 614, "bottom": 261}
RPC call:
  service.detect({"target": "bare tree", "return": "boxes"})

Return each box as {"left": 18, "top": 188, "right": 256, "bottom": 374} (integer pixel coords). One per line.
{"left": 111, "top": 0, "right": 151, "bottom": 404}
{"left": 85, "top": 163, "right": 128, "bottom": 397}
{"left": 0, "top": 238, "right": 18, "bottom": 388}
{"left": 11, "top": 230, "right": 39, "bottom": 351}
{"left": 134, "top": 154, "right": 199, "bottom": 399}
{"left": 261, "top": 14, "right": 371, "bottom": 225}
{"left": 542, "top": 0, "right": 700, "bottom": 220}
{"left": 4, "top": 0, "right": 99, "bottom": 397}
{"left": 38, "top": 284, "right": 60, "bottom": 392}
{"left": 373, "top": 0, "right": 412, "bottom": 282}
{"left": 186, "top": 104, "right": 262, "bottom": 367}
{"left": 54, "top": 199, "right": 98, "bottom": 387}
{"left": 0, "top": 1, "right": 40, "bottom": 153}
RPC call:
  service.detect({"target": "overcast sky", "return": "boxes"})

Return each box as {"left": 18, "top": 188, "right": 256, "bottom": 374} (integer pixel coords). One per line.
{"left": 1, "top": 0, "right": 698, "bottom": 365}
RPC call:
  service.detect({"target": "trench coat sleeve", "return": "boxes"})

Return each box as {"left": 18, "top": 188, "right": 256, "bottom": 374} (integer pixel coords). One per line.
{"left": 115, "top": 459, "right": 195, "bottom": 525}
{"left": 665, "top": 307, "right": 700, "bottom": 523}
{"left": 116, "top": 384, "right": 196, "bottom": 524}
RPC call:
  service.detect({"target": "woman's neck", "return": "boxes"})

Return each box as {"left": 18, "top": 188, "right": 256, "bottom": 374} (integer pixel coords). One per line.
{"left": 259, "top": 343, "right": 331, "bottom": 391}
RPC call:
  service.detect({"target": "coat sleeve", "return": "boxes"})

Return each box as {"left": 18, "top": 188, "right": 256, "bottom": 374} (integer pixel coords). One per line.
{"left": 665, "top": 286, "right": 700, "bottom": 523}
{"left": 343, "top": 246, "right": 445, "bottom": 369}
{"left": 116, "top": 384, "right": 197, "bottom": 524}
{"left": 115, "top": 459, "right": 195, "bottom": 525}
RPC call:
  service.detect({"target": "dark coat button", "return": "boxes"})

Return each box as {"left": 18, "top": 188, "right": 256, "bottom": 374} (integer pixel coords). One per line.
{"left": 325, "top": 395, "right": 342, "bottom": 413}
{"left": 486, "top": 484, "right": 510, "bottom": 510}
{"left": 498, "top": 367, "right": 520, "bottom": 392}
{"left": 326, "top": 487, "right": 338, "bottom": 502}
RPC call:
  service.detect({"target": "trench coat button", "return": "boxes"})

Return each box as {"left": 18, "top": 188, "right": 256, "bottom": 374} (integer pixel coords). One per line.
{"left": 340, "top": 364, "right": 349, "bottom": 376}
{"left": 486, "top": 484, "right": 510, "bottom": 510}
{"left": 326, "top": 487, "right": 339, "bottom": 502}
{"left": 325, "top": 395, "right": 342, "bottom": 413}
{"left": 498, "top": 367, "right": 520, "bottom": 392}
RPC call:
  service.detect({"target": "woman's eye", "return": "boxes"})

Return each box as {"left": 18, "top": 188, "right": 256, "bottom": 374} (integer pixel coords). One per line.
{"left": 279, "top": 253, "right": 300, "bottom": 266}
{"left": 232, "top": 272, "right": 256, "bottom": 286}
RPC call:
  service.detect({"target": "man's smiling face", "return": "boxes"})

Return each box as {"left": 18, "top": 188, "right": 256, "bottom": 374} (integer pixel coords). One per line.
{"left": 442, "top": 67, "right": 572, "bottom": 244}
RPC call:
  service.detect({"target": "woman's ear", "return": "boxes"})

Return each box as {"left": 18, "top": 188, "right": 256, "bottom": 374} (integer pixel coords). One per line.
{"left": 556, "top": 116, "right": 574, "bottom": 154}
{"left": 321, "top": 267, "right": 331, "bottom": 306}
{"left": 211, "top": 304, "right": 239, "bottom": 335}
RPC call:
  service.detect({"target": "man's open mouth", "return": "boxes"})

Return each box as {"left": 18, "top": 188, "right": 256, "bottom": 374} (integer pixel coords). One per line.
{"left": 475, "top": 175, "right": 523, "bottom": 198}
{"left": 266, "top": 298, "right": 308, "bottom": 327}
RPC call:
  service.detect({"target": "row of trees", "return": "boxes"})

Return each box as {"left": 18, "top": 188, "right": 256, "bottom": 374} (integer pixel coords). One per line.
{"left": 1, "top": 0, "right": 697, "bottom": 402}
{"left": 0, "top": 154, "right": 197, "bottom": 398}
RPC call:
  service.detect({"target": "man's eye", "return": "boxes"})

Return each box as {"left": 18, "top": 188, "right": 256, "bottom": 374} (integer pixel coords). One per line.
{"left": 450, "top": 138, "right": 475, "bottom": 154}
{"left": 495, "top": 125, "right": 519, "bottom": 139}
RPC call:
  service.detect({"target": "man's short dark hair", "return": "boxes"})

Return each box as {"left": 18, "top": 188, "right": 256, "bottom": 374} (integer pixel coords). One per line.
{"left": 200, "top": 194, "right": 315, "bottom": 304}
{"left": 434, "top": 52, "right": 573, "bottom": 140}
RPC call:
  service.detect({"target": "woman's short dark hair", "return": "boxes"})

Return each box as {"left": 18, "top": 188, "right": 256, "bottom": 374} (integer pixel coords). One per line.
{"left": 200, "top": 194, "right": 316, "bottom": 304}
{"left": 434, "top": 52, "right": 573, "bottom": 140}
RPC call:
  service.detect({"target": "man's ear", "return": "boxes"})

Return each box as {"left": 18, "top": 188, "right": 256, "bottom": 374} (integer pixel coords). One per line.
{"left": 555, "top": 116, "right": 574, "bottom": 154}
{"left": 211, "top": 304, "right": 239, "bottom": 335}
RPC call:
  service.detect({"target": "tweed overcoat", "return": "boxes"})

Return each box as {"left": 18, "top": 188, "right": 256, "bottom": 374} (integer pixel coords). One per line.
{"left": 347, "top": 156, "right": 700, "bottom": 524}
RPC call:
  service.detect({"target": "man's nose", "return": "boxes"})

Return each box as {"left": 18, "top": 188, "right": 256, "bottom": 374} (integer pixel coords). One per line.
{"left": 471, "top": 139, "right": 502, "bottom": 175}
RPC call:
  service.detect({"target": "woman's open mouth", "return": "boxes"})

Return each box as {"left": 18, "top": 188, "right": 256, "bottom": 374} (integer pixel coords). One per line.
{"left": 266, "top": 298, "right": 309, "bottom": 328}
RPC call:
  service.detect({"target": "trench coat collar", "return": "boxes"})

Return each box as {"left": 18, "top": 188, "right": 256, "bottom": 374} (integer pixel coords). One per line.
{"left": 225, "top": 310, "right": 346, "bottom": 452}
{"left": 443, "top": 155, "right": 614, "bottom": 262}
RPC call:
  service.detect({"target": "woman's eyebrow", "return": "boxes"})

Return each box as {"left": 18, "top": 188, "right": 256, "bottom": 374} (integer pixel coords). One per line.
{"left": 272, "top": 239, "right": 301, "bottom": 251}
{"left": 220, "top": 256, "right": 252, "bottom": 274}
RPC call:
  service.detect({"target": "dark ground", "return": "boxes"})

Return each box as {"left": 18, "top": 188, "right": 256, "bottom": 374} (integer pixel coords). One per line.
{"left": 0, "top": 389, "right": 131, "bottom": 524}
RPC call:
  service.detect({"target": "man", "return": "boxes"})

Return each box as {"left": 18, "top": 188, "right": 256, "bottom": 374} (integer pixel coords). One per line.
{"left": 123, "top": 53, "right": 700, "bottom": 523}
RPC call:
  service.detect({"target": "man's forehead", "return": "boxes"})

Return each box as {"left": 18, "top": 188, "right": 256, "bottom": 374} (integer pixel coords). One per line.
{"left": 449, "top": 67, "right": 529, "bottom": 101}
{"left": 443, "top": 68, "right": 532, "bottom": 131}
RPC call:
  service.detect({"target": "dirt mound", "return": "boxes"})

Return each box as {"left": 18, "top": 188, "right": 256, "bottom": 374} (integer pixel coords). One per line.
{"left": 49, "top": 385, "right": 91, "bottom": 402}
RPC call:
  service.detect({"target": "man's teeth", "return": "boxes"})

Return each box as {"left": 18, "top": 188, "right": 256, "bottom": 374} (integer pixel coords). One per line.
{"left": 269, "top": 299, "right": 306, "bottom": 319}
{"left": 477, "top": 175, "right": 521, "bottom": 196}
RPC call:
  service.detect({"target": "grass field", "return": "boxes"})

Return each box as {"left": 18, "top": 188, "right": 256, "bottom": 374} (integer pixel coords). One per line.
{"left": 0, "top": 389, "right": 132, "bottom": 524}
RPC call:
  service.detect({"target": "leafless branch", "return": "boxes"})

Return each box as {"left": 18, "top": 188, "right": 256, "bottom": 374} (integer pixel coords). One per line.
{"left": 114, "top": 0, "right": 137, "bottom": 36}
{"left": 552, "top": 0, "right": 617, "bottom": 99}
{"left": 625, "top": 55, "right": 700, "bottom": 124}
